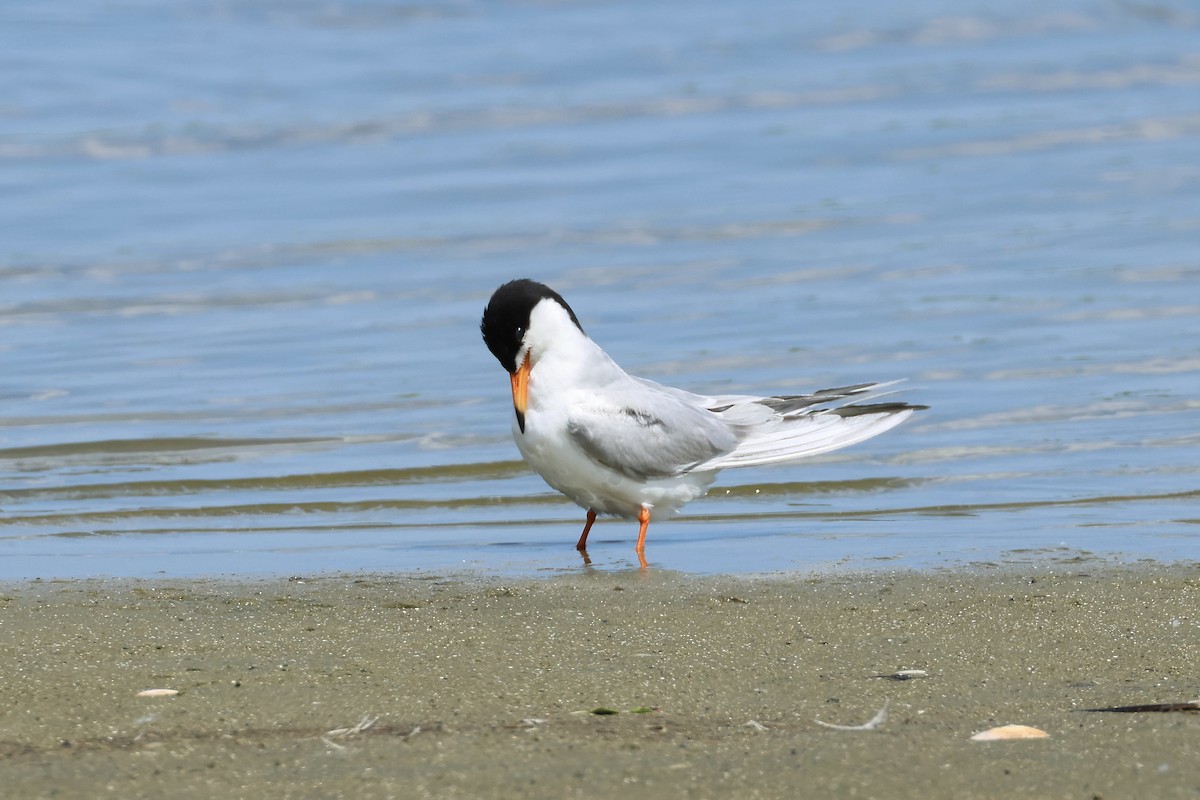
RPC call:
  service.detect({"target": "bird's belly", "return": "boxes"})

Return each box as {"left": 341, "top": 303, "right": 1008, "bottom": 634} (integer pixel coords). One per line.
{"left": 514, "top": 423, "right": 715, "bottom": 520}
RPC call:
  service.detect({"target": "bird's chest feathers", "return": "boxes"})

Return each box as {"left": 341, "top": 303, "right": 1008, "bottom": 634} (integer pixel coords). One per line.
{"left": 524, "top": 353, "right": 599, "bottom": 420}
{"left": 518, "top": 363, "right": 610, "bottom": 457}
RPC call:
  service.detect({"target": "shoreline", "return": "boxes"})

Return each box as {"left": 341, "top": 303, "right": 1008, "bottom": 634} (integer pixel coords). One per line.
{"left": 2, "top": 559, "right": 1198, "bottom": 798}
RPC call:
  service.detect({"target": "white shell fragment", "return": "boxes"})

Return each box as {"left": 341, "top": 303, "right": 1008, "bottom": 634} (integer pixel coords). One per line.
{"left": 324, "top": 715, "right": 378, "bottom": 738}
{"left": 875, "top": 669, "right": 928, "bottom": 681}
{"left": 136, "top": 688, "right": 180, "bottom": 698}
{"left": 815, "top": 700, "right": 889, "bottom": 731}
{"left": 970, "top": 724, "right": 1049, "bottom": 741}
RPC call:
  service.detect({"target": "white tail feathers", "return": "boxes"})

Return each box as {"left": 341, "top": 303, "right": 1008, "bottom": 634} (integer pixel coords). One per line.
{"left": 691, "top": 381, "right": 923, "bottom": 470}
{"left": 698, "top": 407, "right": 915, "bottom": 469}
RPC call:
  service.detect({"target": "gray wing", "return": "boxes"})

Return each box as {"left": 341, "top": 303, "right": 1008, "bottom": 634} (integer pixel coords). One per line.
{"left": 566, "top": 387, "right": 737, "bottom": 481}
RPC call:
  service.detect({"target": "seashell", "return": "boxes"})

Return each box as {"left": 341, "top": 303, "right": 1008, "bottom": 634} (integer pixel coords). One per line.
{"left": 136, "top": 688, "right": 180, "bottom": 698}
{"left": 970, "top": 724, "right": 1049, "bottom": 741}
{"left": 876, "top": 669, "right": 928, "bottom": 681}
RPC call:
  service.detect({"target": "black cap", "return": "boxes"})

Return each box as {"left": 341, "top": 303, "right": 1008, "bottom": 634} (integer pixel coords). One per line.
{"left": 480, "top": 279, "right": 582, "bottom": 372}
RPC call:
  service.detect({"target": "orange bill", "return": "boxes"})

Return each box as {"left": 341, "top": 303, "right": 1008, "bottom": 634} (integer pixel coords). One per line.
{"left": 510, "top": 352, "right": 530, "bottom": 433}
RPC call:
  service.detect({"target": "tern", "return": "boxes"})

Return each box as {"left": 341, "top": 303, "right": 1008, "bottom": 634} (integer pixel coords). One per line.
{"left": 480, "top": 279, "right": 925, "bottom": 566}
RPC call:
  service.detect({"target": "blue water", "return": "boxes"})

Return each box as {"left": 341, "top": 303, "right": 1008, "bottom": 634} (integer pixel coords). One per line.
{"left": 2, "top": 0, "right": 1198, "bottom": 578}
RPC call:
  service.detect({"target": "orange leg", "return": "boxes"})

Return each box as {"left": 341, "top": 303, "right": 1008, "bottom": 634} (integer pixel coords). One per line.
{"left": 575, "top": 509, "right": 597, "bottom": 551}
{"left": 635, "top": 506, "right": 651, "bottom": 568}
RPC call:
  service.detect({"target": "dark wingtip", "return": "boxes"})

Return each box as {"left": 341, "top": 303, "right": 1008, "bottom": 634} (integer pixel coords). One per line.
{"left": 831, "top": 402, "right": 929, "bottom": 418}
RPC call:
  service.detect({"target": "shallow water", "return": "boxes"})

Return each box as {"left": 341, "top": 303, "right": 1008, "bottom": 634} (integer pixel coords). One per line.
{"left": 2, "top": 0, "right": 1198, "bottom": 578}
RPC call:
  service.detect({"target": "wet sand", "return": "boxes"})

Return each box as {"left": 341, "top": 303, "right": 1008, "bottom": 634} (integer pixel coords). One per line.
{"left": 2, "top": 558, "right": 1198, "bottom": 798}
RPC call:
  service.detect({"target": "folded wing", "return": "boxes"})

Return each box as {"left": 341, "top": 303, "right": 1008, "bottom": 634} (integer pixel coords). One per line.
{"left": 566, "top": 389, "right": 738, "bottom": 481}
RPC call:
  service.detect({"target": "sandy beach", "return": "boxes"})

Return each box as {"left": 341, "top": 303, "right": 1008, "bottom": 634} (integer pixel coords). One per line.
{"left": 2, "top": 559, "right": 1198, "bottom": 798}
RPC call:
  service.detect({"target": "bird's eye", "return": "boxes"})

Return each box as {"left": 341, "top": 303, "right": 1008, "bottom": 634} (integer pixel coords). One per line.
{"left": 514, "top": 326, "right": 524, "bottom": 339}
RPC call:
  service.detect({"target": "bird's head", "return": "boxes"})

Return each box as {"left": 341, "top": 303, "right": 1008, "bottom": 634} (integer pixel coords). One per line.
{"left": 481, "top": 279, "right": 583, "bottom": 432}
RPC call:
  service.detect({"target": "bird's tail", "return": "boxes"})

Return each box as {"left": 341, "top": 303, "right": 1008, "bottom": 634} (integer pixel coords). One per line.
{"left": 697, "top": 383, "right": 926, "bottom": 470}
